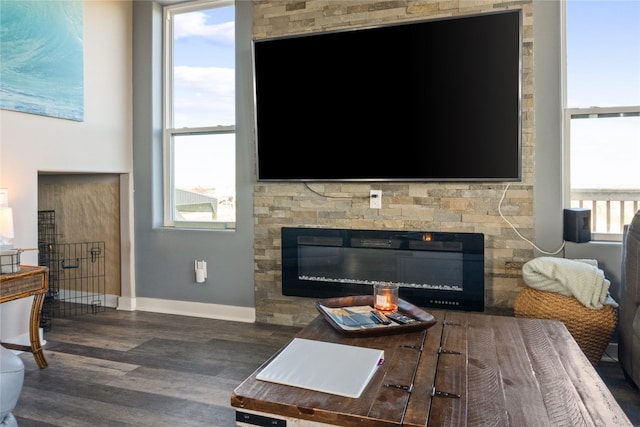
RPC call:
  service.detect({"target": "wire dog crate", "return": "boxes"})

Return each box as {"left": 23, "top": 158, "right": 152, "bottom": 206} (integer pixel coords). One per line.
{"left": 38, "top": 210, "right": 58, "bottom": 330}
{"left": 53, "top": 241, "right": 106, "bottom": 317}
{"left": 38, "top": 211, "right": 106, "bottom": 329}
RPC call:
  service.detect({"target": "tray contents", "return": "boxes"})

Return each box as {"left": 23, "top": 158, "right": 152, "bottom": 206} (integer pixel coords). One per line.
{"left": 315, "top": 295, "right": 437, "bottom": 336}
{"left": 318, "top": 305, "right": 401, "bottom": 330}
{"left": 385, "top": 311, "right": 417, "bottom": 324}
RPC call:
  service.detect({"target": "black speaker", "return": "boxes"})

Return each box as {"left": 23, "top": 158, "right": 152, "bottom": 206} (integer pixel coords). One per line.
{"left": 563, "top": 208, "right": 591, "bottom": 243}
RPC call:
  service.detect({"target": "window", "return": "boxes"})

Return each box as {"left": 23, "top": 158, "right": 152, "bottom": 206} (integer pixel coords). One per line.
{"left": 163, "top": 0, "right": 236, "bottom": 229}
{"left": 564, "top": 1, "right": 640, "bottom": 241}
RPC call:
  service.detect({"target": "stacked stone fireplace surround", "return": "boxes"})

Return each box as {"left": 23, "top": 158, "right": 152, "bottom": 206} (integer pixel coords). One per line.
{"left": 253, "top": 0, "right": 535, "bottom": 327}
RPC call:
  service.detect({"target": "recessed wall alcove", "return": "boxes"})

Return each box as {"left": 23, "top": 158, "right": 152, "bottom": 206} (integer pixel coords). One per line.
{"left": 37, "top": 173, "right": 122, "bottom": 316}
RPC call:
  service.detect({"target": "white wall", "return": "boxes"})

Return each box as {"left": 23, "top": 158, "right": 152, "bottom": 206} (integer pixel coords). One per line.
{"left": 0, "top": 1, "right": 133, "bottom": 341}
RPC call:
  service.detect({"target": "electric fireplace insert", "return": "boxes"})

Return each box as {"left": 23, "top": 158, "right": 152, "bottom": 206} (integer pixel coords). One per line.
{"left": 281, "top": 227, "right": 485, "bottom": 312}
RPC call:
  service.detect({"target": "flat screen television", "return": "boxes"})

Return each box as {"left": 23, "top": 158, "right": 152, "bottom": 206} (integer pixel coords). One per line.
{"left": 253, "top": 9, "right": 522, "bottom": 182}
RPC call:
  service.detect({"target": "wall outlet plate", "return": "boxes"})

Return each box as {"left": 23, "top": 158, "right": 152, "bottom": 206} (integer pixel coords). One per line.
{"left": 370, "top": 190, "right": 382, "bottom": 209}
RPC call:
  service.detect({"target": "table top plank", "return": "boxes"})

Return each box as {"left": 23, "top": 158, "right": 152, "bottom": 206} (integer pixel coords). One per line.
{"left": 516, "top": 317, "right": 595, "bottom": 426}
{"left": 465, "top": 314, "right": 510, "bottom": 426}
{"left": 428, "top": 311, "right": 467, "bottom": 426}
{"left": 367, "top": 346, "right": 421, "bottom": 423}
{"left": 477, "top": 313, "right": 555, "bottom": 426}
{"left": 541, "top": 318, "right": 632, "bottom": 426}
{"left": 403, "top": 314, "right": 443, "bottom": 427}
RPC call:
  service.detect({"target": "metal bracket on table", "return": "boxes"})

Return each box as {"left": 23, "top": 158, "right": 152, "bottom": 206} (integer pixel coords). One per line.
{"left": 438, "top": 347, "right": 463, "bottom": 355}
{"left": 443, "top": 320, "right": 466, "bottom": 327}
{"left": 384, "top": 383, "right": 413, "bottom": 392}
{"left": 431, "top": 387, "right": 461, "bottom": 399}
{"left": 400, "top": 343, "right": 424, "bottom": 351}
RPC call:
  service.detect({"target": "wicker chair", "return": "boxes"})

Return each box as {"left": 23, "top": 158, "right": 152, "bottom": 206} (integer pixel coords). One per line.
{"left": 514, "top": 287, "right": 617, "bottom": 365}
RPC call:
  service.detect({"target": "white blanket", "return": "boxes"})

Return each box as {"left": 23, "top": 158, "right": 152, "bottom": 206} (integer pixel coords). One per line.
{"left": 522, "top": 257, "right": 616, "bottom": 309}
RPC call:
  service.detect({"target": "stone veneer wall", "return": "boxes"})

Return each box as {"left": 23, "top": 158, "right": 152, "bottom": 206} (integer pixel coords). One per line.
{"left": 253, "top": 0, "right": 535, "bottom": 326}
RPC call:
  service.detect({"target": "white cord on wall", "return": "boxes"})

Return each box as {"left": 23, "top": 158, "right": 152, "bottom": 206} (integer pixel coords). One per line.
{"left": 305, "top": 181, "right": 565, "bottom": 255}
{"left": 498, "top": 183, "right": 566, "bottom": 255}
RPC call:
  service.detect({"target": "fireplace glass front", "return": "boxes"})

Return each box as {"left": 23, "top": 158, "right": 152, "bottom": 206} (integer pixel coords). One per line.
{"left": 282, "top": 227, "right": 485, "bottom": 311}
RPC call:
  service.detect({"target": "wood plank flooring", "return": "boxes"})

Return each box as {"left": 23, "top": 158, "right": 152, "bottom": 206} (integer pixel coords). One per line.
{"left": 14, "top": 309, "right": 300, "bottom": 427}
{"left": 12, "top": 308, "right": 640, "bottom": 426}
{"left": 596, "top": 353, "right": 640, "bottom": 426}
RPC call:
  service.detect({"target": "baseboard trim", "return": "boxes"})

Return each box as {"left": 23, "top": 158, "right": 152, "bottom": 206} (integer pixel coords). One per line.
{"left": 117, "top": 296, "right": 136, "bottom": 311}
{"left": 120, "top": 297, "right": 256, "bottom": 323}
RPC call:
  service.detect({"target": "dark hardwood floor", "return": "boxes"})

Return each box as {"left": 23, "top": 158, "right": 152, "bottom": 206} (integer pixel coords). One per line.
{"left": 15, "top": 309, "right": 300, "bottom": 427}
{"left": 596, "top": 349, "right": 640, "bottom": 426}
{"left": 12, "top": 308, "right": 640, "bottom": 426}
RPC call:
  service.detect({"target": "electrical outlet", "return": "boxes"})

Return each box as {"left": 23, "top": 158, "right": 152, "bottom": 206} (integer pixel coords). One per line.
{"left": 370, "top": 190, "right": 382, "bottom": 209}
{"left": 195, "top": 260, "right": 207, "bottom": 283}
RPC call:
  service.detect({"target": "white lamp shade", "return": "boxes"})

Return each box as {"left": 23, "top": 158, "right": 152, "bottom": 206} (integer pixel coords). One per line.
{"left": 0, "top": 207, "right": 15, "bottom": 242}
{"left": 0, "top": 188, "right": 8, "bottom": 208}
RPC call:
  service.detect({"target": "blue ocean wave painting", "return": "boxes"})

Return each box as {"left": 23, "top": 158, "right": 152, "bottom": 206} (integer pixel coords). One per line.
{"left": 0, "top": 0, "right": 84, "bottom": 121}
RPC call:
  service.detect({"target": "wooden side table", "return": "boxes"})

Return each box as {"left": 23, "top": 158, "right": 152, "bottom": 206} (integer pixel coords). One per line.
{"left": 0, "top": 265, "right": 49, "bottom": 368}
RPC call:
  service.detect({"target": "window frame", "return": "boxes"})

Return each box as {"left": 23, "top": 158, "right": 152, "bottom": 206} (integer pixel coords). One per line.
{"left": 563, "top": 107, "right": 640, "bottom": 243}
{"left": 162, "top": 0, "right": 236, "bottom": 230}
{"left": 561, "top": 2, "right": 640, "bottom": 242}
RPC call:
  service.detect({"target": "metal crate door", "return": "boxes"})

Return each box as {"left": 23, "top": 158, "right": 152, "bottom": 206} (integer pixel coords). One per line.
{"left": 53, "top": 241, "right": 106, "bottom": 317}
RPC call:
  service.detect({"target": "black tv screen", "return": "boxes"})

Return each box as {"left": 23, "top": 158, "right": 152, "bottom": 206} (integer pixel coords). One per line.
{"left": 254, "top": 10, "right": 522, "bottom": 182}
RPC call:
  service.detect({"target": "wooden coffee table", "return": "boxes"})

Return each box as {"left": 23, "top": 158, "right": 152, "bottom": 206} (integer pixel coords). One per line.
{"left": 232, "top": 310, "right": 632, "bottom": 426}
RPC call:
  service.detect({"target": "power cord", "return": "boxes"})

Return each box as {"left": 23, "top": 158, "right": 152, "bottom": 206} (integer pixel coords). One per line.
{"left": 304, "top": 181, "right": 565, "bottom": 255}
{"left": 304, "top": 182, "right": 370, "bottom": 200}
{"left": 499, "top": 183, "right": 566, "bottom": 255}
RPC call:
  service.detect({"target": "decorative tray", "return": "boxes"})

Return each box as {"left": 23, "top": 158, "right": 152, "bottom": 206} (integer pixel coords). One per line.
{"left": 315, "top": 295, "right": 437, "bottom": 336}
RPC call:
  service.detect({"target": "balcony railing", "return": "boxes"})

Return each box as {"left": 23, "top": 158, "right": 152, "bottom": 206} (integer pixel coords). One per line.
{"left": 571, "top": 189, "right": 640, "bottom": 239}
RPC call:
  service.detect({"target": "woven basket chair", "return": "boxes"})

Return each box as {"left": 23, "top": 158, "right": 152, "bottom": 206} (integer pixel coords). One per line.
{"left": 514, "top": 287, "right": 617, "bottom": 365}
